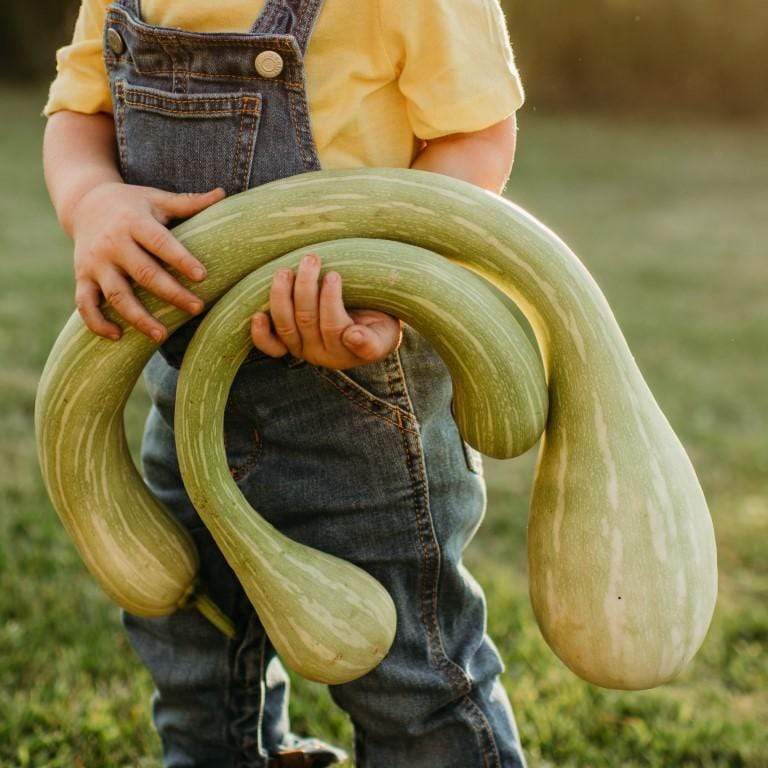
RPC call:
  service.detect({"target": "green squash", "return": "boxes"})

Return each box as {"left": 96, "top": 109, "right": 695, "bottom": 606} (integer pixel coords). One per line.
{"left": 35, "top": 167, "right": 717, "bottom": 689}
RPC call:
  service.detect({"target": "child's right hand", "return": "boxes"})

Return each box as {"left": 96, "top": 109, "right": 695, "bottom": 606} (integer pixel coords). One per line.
{"left": 70, "top": 182, "right": 226, "bottom": 341}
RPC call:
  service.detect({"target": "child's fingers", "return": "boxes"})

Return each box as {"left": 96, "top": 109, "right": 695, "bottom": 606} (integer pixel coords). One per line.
{"left": 318, "top": 271, "right": 354, "bottom": 353}
{"left": 250, "top": 312, "right": 288, "bottom": 357}
{"left": 341, "top": 325, "right": 382, "bottom": 361}
{"left": 118, "top": 240, "right": 205, "bottom": 316}
{"left": 150, "top": 187, "right": 226, "bottom": 223}
{"left": 342, "top": 314, "right": 402, "bottom": 362}
{"left": 269, "top": 268, "right": 301, "bottom": 356}
{"left": 97, "top": 266, "right": 167, "bottom": 342}
{"left": 130, "top": 216, "right": 207, "bottom": 282}
{"left": 75, "top": 278, "right": 122, "bottom": 341}
{"left": 292, "top": 252, "right": 323, "bottom": 351}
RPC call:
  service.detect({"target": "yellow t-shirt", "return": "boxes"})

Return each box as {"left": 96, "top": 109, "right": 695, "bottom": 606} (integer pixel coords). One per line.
{"left": 43, "top": 0, "right": 525, "bottom": 169}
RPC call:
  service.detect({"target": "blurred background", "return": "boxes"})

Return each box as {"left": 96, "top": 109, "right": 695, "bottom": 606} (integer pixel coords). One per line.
{"left": 0, "top": 1, "right": 766, "bottom": 766}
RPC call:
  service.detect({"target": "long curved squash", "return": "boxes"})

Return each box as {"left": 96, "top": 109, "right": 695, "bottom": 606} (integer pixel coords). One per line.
{"left": 174, "top": 239, "right": 547, "bottom": 682}
{"left": 35, "top": 167, "right": 717, "bottom": 689}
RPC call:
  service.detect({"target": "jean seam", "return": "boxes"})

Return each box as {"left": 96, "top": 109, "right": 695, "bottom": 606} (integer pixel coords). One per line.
{"left": 240, "top": 97, "right": 262, "bottom": 190}
{"left": 123, "top": 89, "right": 264, "bottom": 108}
{"left": 324, "top": 356, "right": 414, "bottom": 423}
{"left": 293, "top": 0, "right": 324, "bottom": 54}
{"left": 234, "top": 98, "right": 260, "bottom": 192}
{"left": 106, "top": 11, "right": 301, "bottom": 48}
{"left": 287, "top": 89, "right": 314, "bottom": 169}
{"left": 227, "top": 426, "right": 263, "bottom": 483}
{"left": 113, "top": 80, "right": 130, "bottom": 180}
{"left": 395, "top": 350, "right": 501, "bottom": 768}
{"left": 458, "top": 696, "right": 503, "bottom": 768}
{"left": 309, "top": 365, "right": 418, "bottom": 434}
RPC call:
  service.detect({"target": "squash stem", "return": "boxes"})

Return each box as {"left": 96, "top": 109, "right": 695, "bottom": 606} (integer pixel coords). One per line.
{"left": 194, "top": 592, "right": 236, "bottom": 638}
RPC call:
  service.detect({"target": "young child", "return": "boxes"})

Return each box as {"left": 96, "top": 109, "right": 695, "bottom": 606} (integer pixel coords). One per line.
{"left": 42, "top": 1, "right": 526, "bottom": 765}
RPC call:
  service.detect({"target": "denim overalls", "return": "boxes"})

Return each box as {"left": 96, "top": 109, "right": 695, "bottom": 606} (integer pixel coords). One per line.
{"left": 103, "top": 1, "right": 526, "bottom": 766}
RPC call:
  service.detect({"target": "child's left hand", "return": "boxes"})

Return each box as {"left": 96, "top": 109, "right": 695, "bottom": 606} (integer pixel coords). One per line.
{"left": 250, "top": 251, "right": 402, "bottom": 370}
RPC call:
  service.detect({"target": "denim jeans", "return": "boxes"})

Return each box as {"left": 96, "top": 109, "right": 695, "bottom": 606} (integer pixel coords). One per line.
{"left": 127, "top": 327, "right": 526, "bottom": 766}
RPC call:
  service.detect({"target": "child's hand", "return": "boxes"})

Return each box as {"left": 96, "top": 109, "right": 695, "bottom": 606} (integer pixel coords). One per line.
{"left": 250, "top": 252, "right": 402, "bottom": 370}
{"left": 70, "top": 182, "right": 226, "bottom": 341}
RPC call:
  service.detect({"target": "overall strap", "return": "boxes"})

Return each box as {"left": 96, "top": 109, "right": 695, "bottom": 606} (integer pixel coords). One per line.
{"left": 122, "top": 0, "right": 140, "bottom": 16}
{"left": 250, "top": 0, "right": 326, "bottom": 54}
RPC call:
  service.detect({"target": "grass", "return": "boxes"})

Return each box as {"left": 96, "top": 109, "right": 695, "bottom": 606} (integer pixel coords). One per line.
{"left": 1, "top": 86, "right": 766, "bottom": 767}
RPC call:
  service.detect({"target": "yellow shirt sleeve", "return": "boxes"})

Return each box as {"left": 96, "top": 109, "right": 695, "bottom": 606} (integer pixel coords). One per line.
{"left": 42, "top": 0, "right": 113, "bottom": 117}
{"left": 379, "top": 0, "right": 525, "bottom": 140}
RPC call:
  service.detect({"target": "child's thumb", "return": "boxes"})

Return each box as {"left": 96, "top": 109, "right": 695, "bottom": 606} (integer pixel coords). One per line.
{"left": 157, "top": 187, "right": 226, "bottom": 218}
{"left": 341, "top": 324, "right": 378, "bottom": 360}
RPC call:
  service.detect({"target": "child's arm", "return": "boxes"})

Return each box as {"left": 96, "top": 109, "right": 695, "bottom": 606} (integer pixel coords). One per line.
{"left": 43, "top": 110, "right": 224, "bottom": 342}
{"left": 410, "top": 114, "right": 517, "bottom": 194}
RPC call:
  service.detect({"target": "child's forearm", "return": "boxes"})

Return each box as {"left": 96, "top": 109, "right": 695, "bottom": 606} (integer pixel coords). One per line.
{"left": 43, "top": 111, "right": 124, "bottom": 239}
{"left": 409, "top": 114, "right": 517, "bottom": 195}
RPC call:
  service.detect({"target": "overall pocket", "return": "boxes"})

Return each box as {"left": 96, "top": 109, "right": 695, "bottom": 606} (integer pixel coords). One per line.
{"left": 112, "top": 79, "right": 262, "bottom": 196}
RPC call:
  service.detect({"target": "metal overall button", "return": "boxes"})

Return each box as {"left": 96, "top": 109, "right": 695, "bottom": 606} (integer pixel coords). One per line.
{"left": 107, "top": 27, "right": 125, "bottom": 55}
{"left": 254, "top": 50, "right": 284, "bottom": 78}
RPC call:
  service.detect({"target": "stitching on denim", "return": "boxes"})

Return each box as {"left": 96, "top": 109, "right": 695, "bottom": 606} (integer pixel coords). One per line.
{"left": 121, "top": 104, "right": 250, "bottom": 116}
{"left": 293, "top": 0, "right": 324, "bottom": 53}
{"left": 254, "top": 0, "right": 279, "bottom": 33}
{"left": 288, "top": 71, "right": 322, "bottom": 168}
{"left": 384, "top": 348, "right": 411, "bottom": 413}
{"left": 107, "top": 8, "right": 299, "bottom": 47}
{"left": 298, "top": 90, "right": 322, "bottom": 168}
{"left": 239, "top": 100, "right": 261, "bottom": 192}
{"left": 459, "top": 696, "right": 503, "bottom": 768}
{"left": 333, "top": 351, "right": 412, "bottom": 425}
{"left": 309, "top": 365, "right": 418, "bottom": 434}
{"left": 395, "top": 348, "right": 500, "bottom": 767}
{"left": 113, "top": 80, "right": 130, "bottom": 180}
{"left": 321, "top": 361, "right": 414, "bottom": 424}
{"left": 123, "top": 88, "right": 263, "bottom": 107}
{"left": 126, "top": 94, "right": 254, "bottom": 107}
{"left": 228, "top": 427, "right": 263, "bottom": 483}
{"left": 104, "top": 18, "right": 303, "bottom": 82}
{"left": 286, "top": 90, "right": 312, "bottom": 168}
{"left": 119, "top": 68, "right": 301, "bottom": 85}
{"left": 116, "top": 60, "right": 301, "bottom": 84}
{"left": 174, "top": 42, "right": 191, "bottom": 92}
{"left": 234, "top": 100, "right": 250, "bottom": 191}
{"left": 292, "top": 0, "right": 313, "bottom": 51}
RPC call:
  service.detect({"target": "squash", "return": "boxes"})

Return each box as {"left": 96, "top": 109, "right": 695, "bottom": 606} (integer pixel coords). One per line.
{"left": 174, "top": 238, "right": 547, "bottom": 682}
{"left": 35, "top": 167, "right": 717, "bottom": 689}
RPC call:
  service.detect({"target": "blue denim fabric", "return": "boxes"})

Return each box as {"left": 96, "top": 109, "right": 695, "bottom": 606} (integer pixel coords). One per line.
{"left": 104, "top": 0, "right": 527, "bottom": 765}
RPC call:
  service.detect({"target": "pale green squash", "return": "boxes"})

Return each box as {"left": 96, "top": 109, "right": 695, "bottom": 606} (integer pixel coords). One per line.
{"left": 35, "top": 167, "right": 717, "bottom": 689}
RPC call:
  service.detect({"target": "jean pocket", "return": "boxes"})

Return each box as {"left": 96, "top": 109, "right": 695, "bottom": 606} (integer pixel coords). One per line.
{"left": 311, "top": 351, "right": 416, "bottom": 428}
{"left": 112, "top": 79, "right": 262, "bottom": 196}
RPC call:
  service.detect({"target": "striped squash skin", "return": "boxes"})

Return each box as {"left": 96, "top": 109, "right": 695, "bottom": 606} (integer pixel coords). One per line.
{"left": 35, "top": 167, "right": 717, "bottom": 689}
{"left": 35, "top": 308, "right": 199, "bottom": 615}
{"left": 174, "top": 240, "right": 547, "bottom": 683}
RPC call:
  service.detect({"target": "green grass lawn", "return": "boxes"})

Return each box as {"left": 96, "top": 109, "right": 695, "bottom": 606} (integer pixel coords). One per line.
{"left": 1, "top": 86, "right": 766, "bottom": 767}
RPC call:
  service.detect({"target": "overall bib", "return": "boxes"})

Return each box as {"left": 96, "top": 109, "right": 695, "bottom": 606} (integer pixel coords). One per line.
{"left": 103, "top": 1, "right": 526, "bottom": 766}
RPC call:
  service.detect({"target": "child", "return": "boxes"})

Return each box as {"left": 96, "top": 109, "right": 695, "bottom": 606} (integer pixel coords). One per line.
{"left": 42, "top": 0, "right": 526, "bottom": 765}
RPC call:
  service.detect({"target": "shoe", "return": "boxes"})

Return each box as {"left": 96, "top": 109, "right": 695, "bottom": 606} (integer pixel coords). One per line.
{"left": 268, "top": 733, "right": 349, "bottom": 767}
